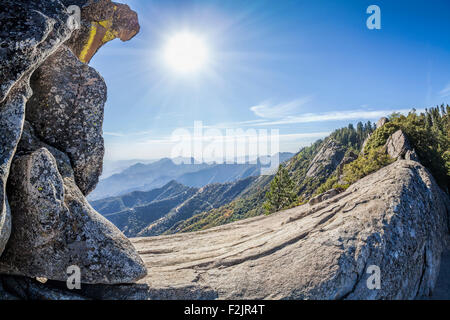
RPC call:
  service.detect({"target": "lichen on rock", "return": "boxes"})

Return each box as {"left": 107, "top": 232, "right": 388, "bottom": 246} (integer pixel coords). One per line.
{"left": 25, "top": 46, "right": 107, "bottom": 195}
{"left": 0, "top": 0, "right": 145, "bottom": 292}
{"left": 0, "top": 144, "right": 147, "bottom": 284}
{"left": 0, "top": 0, "right": 74, "bottom": 257}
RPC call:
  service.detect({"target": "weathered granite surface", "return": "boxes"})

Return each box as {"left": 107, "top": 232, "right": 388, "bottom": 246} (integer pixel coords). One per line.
{"left": 29, "top": 160, "right": 444, "bottom": 300}
{"left": 0, "top": 0, "right": 73, "bottom": 257}
{"left": 306, "top": 139, "right": 346, "bottom": 178}
{"left": 26, "top": 46, "right": 106, "bottom": 195}
{"left": 0, "top": 0, "right": 144, "bottom": 288}
{"left": 0, "top": 145, "right": 146, "bottom": 284}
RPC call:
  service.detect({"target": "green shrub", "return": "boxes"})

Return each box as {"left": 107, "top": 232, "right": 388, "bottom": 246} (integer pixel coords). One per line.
{"left": 363, "top": 106, "right": 449, "bottom": 191}
{"left": 342, "top": 146, "right": 394, "bottom": 184}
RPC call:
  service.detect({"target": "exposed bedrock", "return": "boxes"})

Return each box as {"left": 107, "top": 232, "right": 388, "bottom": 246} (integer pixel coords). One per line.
{"left": 136, "top": 161, "right": 449, "bottom": 299}
{"left": 87, "top": 161, "right": 448, "bottom": 300}
{"left": 26, "top": 46, "right": 106, "bottom": 195}
{"left": 0, "top": 83, "right": 30, "bottom": 257}
{"left": 0, "top": 0, "right": 73, "bottom": 103}
{"left": 2, "top": 160, "right": 447, "bottom": 300}
{"left": 306, "top": 138, "right": 346, "bottom": 178}
{"left": 1, "top": 0, "right": 449, "bottom": 301}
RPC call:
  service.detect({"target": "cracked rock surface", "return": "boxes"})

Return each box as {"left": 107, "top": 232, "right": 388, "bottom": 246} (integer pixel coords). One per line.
{"left": 115, "top": 161, "right": 447, "bottom": 300}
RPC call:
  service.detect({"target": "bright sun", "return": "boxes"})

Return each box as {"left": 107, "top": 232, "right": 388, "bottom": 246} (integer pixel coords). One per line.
{"left": 163, "top": 32, "right": 209, "bottom": 74}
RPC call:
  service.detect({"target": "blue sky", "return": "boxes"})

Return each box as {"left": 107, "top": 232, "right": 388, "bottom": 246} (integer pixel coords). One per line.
{"left": 90, "top": 0, "right": 450, "bottom": 160}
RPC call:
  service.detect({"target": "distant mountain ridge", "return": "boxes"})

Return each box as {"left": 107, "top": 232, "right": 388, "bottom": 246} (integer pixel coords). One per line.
{"left": 89, "top": 153, "right": 294, "bottom": 200}
{"left": 91, "top": 177, "right": 258, "bottom": 237}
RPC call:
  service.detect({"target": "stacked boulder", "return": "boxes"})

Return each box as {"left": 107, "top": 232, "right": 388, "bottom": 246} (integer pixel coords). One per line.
{"left": 0, "top": 0, "right": 146, "bottom": 296}
{"left": 385, "top": 130, "right": 419, "bottom": 161}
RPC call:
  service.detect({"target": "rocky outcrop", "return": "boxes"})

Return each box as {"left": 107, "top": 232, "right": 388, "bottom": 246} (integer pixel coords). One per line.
{"left": 0, "top": 0, "right": 73, "bottom": 102}
{"left": 0, "top": 0, "right": 144, "bottom": 291}
{"left": 385, "top": 130, "right": 418, "bottom": 161}
{"left": 0, "top": 83, "right": 30, "bottom": 256}
{"left": 1, "top": 0, "right": 449, "bottom": 301}
{"left": 127, "top": 161, "right": 448, "bottom": 300}
{"left": 65, "top": 0, "right": 140, "bottom": 63}
{"left": 338, "top": 151, "right": 358, "bottom": 172}
{"left": 26, "top": 46, "right": 106, "bottom": 195}
{"left": 376, "top": 117, "right": 389, "bottom": 128}
{"left": 306, "top": 139, "right": 346, "bottom": 178}
{"left": 0, "top": 142, "right": 146, "bottom": 284}
{"left": 0, "top": 0, "right": 74, "bottom": 257}
{"left": 14, "top": 160, "right": 444, "bottom": 300}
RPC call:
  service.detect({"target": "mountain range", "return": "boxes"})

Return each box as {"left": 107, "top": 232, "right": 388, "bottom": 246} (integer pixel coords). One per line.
{"left": 91, "top": 125, "right": 369, "bottom": 236}
{"left": 89, "top": 152, "right": 294, "bottom": 200}
{"left": 91, "top": 177, "right": 259, "bottom": 237}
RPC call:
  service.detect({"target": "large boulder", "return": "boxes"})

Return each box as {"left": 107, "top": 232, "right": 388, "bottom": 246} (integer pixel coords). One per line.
{"left": 376, "top": 117, "right": 389, "bottom": 129}
{"left": 66, "top": 160, "right": 448, "bottom": 300}
{"left": 0, "top": 0, "right": 73, "bottom": 103}
{"left": 0, "top": 84, "right": 30, "bottom": 257}
{"left": 385, "top": 129, "right": 418, "bottom": 161}
{"left": 26, "top": 46, "right": 106, "bottom": 195}
{"left": 0, "top": 145, "right": 147, "bottom": 284}
{"left": 0, "top": 0, "right": 74, "bottom": 257}
{"left": 0, "top": 0, "right": 145, "bottom": 296}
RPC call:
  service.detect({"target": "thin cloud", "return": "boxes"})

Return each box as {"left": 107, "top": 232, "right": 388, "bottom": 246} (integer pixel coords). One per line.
{"left": 103, "top": 130, "right": 153, "bottom": 138}
{"left": 250, "top": 97, "right": 312, "bottom": 119}
{"left": 214, "top": 108, "right": 418, "bottom": 128}
{"left": 246, "top": 108, "right": 418, "bottom": 127}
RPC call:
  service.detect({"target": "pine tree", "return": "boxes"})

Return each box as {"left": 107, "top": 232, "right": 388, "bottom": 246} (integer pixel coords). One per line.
{"left": 263, "top": 165, "right": 298, "bottom": 215}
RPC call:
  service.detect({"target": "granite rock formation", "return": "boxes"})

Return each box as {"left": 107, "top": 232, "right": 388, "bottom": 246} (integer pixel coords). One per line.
{"left": 385, "top": 130, "right": 416, "bottom": 160}
{"left": 26, "top": 46, "right": 106, "bottom": 195}
{"left": 126, "top": 161, "right": 450, "bottom": 300}
{"left": 1, "top": 0, "right": 449, "bottom": 301}
{"left": 0, "top": 146, "right": 146, "bottom": 284}
{"left": 3, "top": 161, "right": 447, "bottom": 300}
{"left": 306, "top": 139, "right": 346, "bottom": 178}
{"left": 0, "top": 0, "right": 73, "bottom": 257}
{"left": 0, "top": 0, "right": 145, "bottom": 288}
